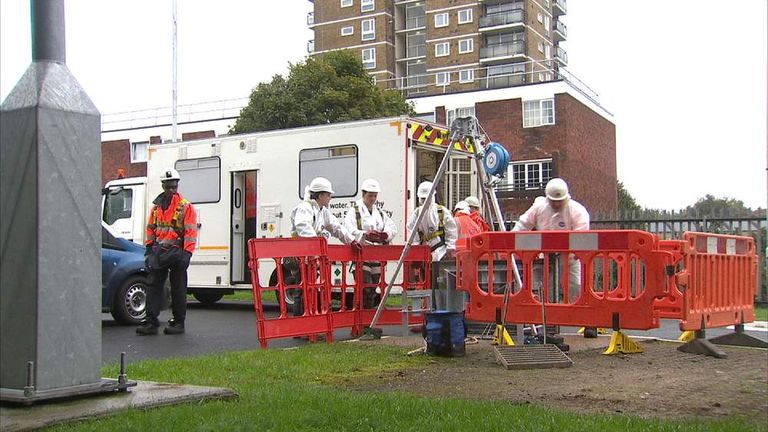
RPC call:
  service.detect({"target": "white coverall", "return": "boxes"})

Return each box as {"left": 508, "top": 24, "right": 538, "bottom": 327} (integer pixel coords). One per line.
{"left": 290, "top": 200, "right": 361, "bottom": 244}
{"left": 344, "top": 199, "right": 397, "bottom": 274}
{"left": 512, "top": 196, "right": 590, "bottom": 302}
{"left": 407, "top": 201, "right": 458, "bottom": 262}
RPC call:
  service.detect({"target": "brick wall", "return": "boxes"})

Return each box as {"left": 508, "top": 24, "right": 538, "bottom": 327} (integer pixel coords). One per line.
{"left": 474, "top": 93, "right": 617, "bottom": 220}
{"left": 101, "top": 139, "right": 146, "bottom": 186}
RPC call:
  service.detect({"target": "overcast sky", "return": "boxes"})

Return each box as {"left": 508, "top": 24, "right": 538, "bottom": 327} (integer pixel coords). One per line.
{"left": 1, "top": 0, "right": 766, "bottom": 211}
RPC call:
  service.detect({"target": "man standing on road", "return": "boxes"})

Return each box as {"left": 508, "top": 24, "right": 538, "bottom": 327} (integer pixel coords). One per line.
{"left": 137, "top": 168, "right": 197, "bottom": 336}
{"left": 344, "top": 178, "right": 397, "bottom": 308}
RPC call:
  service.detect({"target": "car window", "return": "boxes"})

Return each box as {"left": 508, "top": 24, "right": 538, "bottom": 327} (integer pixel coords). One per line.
{"left": 102, "top": 226, "right": 124, "bottom": 250}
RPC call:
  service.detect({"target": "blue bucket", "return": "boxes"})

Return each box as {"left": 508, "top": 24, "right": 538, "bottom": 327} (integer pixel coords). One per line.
{"left": 423, "top": 311, "right": 466, "bottom": 357}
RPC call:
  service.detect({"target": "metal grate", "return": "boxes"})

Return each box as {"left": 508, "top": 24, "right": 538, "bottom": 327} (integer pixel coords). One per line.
{"left": 494, "top": 344, "right": 573, "bottom": 370}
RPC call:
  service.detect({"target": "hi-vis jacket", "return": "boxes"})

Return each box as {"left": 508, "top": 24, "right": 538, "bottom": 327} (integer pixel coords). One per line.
{"left": 407, "top": 202, "right": 458, "bottom": 262}
{"left": 290, "top": 200, "right": 360, "bottom": 244}
{"left": 512, "top": 196, "right": 590, "bottom": 232}
{"left": 145, "top": 193, "right": 198, "bottom": 253}
{"left": 343, "top": 199, "right": 397, "bottom": 245}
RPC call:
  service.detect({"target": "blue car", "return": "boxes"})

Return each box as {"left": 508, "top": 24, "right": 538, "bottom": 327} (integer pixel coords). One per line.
{"left": 102, "top": 222, "right": 150, "bottom": 325}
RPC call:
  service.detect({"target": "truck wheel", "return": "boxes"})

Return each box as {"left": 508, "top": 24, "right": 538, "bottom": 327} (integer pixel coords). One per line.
{"left": 111, "top": 276, "right": 148, "bottom": 325}
{"left": 192, "top": 290, "right": 224, "bottom": 305}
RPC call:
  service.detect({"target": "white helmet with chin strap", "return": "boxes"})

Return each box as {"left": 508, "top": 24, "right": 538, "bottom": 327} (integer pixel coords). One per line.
{"left": 361, "top": 178, "right": 381, "bottom": 193}
{"left": 160, "top": 168, "right": 181, "bottom": 182}
{"left": 417, "top": 181, "right": 433, "bottom": 199}
{"left": 545, "top": 178, "right": 570, "bottom": 201}
{"left": 309, "top": 177, "right": 334, "bottom": 194}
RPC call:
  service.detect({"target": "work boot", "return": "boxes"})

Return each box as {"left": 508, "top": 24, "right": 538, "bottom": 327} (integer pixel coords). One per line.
{"left": 163, "top": 319, "right": 185, "bottom": 335}
{"left": 136, "top": 321, "right": 159, "bottom": 336}
{"left": 583, "top": 327, "right": 598, "bottom": 339}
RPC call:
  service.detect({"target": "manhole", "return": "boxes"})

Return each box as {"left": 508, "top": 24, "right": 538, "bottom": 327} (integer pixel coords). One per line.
{"left": 494, "top": 344, "right": 573, "bottom": 370}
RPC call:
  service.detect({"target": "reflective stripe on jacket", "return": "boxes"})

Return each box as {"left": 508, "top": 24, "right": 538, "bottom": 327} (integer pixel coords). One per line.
{"left": 145, "top": 194, "right": 198, "bottom": 253}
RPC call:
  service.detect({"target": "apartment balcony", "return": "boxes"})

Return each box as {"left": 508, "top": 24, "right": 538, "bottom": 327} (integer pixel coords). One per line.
{"left": 397, "top": 44, "right": 426, "bottom": 61}
{"left": 479, "top": 41, "right": 526, "bottom": 64}
{"left": 397, "top": 15, "right": 426, "bottom": 33}
{"left": 553, "top": 0, "right": 567, "bottom": 16}
{"left": 307, "top": 12, "right": 314, "bottom": 26}
{"left": 479, "top": 10, "right": 525, "bottom": 32}
{"left": 553, "top": 19, "right": 566, "bottom": 42}
{"left": 307, "top": 39, "right": 315, "bottom": 54}
{"left": 483, "top": 73, "right": 527, "bottom": 89}
{"left": 555, "top": 46, "right": 568, "bottom": 66}
{"left": 403, "top": 74, "right": 428, "bottom": 96}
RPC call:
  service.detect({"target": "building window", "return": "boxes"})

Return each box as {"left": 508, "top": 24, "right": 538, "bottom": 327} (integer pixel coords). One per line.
{"left": 538, "top": 42, "right": 544, "bottom": 53}
{"left": 341, "top": 0, "right": 353, "bottom": 7}
{"left": 544, "top": 44, "right": 551, "bottom": 59}
{"left": 434, "top": 12, "right": 449, "bottom": 28}
{"left": 506, "top": 159, "right": 553, "bottom": 191}
{"left": 361, "top": 0, "right": 374, "bottom": 12}
{"left": 131, "top": 141, "right": 148, "bottom": 163}
{"left": 537, "top": 12, "right": 543, "bottom": 23}
{"left": 458, "top": 8, "right": 473, "bottom": 24}
{"left": 436, "top": 72, "right": 450, "bottom": 86}
{"left": 361, "top": 18, "right": 375, "bottom": 41}
{"left": 544, "top": 15, "right": 551, "bottom": 35}
{"left": 341, "top": 26, "right": 354, "bottom": 36}
{"left": 300, "top": 145, "right": 358, "bottom": 199}
{"left": 362, "top": 47, "right": 376, "bottom": 69}
{"left": 175, "top": 157, "right": 221, "bottom": 204}
{"left": 458, "top": 38, "right": 474, "bottom": 54}
{"left": 447, "top": 106, "right": 475, "bottom": 126}
{"left": 523, "top": 98, "right": 555, "bottom": 127}
{"left": 434, "top": 41, "right": 450, "bottom": 57}
{"left": 459, "top": 69, "right": 474, "bottom": 83}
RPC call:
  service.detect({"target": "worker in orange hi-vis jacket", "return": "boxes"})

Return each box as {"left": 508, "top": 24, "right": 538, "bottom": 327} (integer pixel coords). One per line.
{"left": 138, "top": 168, "right": 198, "bottom": 336}
{"left": 465, "top": 195, "right": 491, "bottom": 232}
{"left": 512, "top": 177, "right": 595, "bottom": 336}
{"left": 453, "top": 200, "right": 482, "bottom": 239}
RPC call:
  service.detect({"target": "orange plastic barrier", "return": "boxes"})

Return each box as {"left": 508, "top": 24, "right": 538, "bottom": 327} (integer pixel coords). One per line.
{"left": 248, "top": 238, "right": 431, "bottom": 348}
{"left": 455, "top": 230, "right": 677, "bottom": 330}
{"left": 662, "top": 232, "right": 757, "bottom": 331}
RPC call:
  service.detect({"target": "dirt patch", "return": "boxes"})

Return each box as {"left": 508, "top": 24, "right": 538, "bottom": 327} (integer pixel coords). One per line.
{"left": 348, "top": 335, "right": 768, "bottom": 423}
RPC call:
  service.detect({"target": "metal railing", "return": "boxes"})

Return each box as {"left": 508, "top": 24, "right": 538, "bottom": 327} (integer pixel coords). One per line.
{"left": 555, "top": 46, "right": 567, "bottom": 64}
{"left": 479, "top": 10, "right": 524, "bottom": 28}
{"left": 480, "top": 41, "right": 525, "bottom": 58}
{"left": 553, "top": 0, "right": 567, "bottom": 14}
{"left": 405, "top": 15, "right": 426, "bottom": 30}
{"left": 101, "top": 97, "right": 249, "bottom": 132}
{"left": 406, "top": 44, "right": 426, "bottom": 58}
{"left": 554, "top": 19, "right": 567, "bottom": 37}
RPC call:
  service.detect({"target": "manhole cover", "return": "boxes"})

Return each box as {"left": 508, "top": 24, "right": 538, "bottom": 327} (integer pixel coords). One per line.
{"left": 494, "top": 344, "right": 573, "bottom": 370}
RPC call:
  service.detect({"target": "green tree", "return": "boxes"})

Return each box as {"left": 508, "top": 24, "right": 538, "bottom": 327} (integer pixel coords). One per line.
{"left": 230, "top": 50, "right": 414, "bottom": 134}
{"left": 684, "top": 194, "right": 752, "bottom": 217}
{"left": 617, "top": 181, "right": 642, "bottom": 214}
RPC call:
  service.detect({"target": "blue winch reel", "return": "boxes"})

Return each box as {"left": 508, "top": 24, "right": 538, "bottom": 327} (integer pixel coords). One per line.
{"left": 483, "top": 142, "right": 510, "bottom": 176}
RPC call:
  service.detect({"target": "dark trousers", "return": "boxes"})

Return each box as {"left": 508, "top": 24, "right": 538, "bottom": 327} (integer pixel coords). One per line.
{"left": 146, "top": 258, "right": 190, "bottom": 326}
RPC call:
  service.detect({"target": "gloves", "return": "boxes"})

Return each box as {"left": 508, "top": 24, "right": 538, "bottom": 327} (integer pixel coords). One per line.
{"left": 363, "top": 231, "right": 388, "bottom": 244}
{"left": 144, "top": 244, "right": 154, "bottom": 256}
{"left": 351, "top": 241, "right": 363, "bottom": 252}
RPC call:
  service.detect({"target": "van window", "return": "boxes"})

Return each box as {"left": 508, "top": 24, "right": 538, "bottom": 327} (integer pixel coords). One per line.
{"left": 175, "top": 157, "right": 221, "bottom": 203}
{"left": 299, "top": 145, "right": 358, "bottom": 198}
{"left": 103, "top": 187, "right": 133, "bottom": 225}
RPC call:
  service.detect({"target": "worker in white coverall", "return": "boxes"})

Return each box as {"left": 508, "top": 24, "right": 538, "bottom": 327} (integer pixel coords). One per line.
{"left": 513, "top": 178, "right": 590, "bottom": 305}
{"left": 343, "top": 178, "right": 397, "bottom": 308}
{"left": 287, "top": 177, "right": 363, "bottom": 315}
{"left": 407, "top": 181, "right": 458, "bottom": 304}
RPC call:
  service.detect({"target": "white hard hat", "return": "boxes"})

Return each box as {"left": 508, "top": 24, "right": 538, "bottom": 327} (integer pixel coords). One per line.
{"left": 417, "top": 181, "right": 433, "bottom": 199}
{"left": 454, "top": 200, "right": 470, "bottom": 213}
{"left": 160, "top": 168, "right": 181, "bottom": 182}
{"left": 465, "top": 196, "right": 480, "bottom": 208}
{"left": 361, "top": 178, "right": 381, "bottom": 193}
{"left": 545, "top": 178, "right": 570, "bottom": 201}
{"left": 309, "top": 177, "right": 334, "bottom": 194}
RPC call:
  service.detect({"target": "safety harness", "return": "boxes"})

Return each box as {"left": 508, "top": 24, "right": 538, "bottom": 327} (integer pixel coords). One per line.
{"left": 418, "top": 206, "right": 445, "bottom": 251}
{"left": 151, "top": 198, "right": 189, "bottom": 246}
{"left": 352, "top": 202, "right": 390, "bottom": 244}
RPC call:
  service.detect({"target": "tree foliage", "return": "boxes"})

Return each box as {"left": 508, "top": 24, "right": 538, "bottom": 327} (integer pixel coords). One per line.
{"left": 684, "top": 194, "right": 752, "bottom": 217}
{"left": 617, "top": 181, "right": 642, "bottom": 214}
{"left": 230, "top": 50, "right": 414, "bottom": 134}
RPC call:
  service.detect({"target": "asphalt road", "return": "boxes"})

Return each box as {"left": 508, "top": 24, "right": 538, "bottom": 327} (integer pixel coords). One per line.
{"left": 102, "top": 300, "right": 768, "bottom": 367}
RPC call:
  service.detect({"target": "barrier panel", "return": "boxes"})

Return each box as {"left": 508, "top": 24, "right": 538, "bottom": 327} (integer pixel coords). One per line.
{"left": 673, "top": 232, "right": 757, "bottom": 331}
{"left": 248, "top": 238, "right": 432, "bottom": 348}
{"left": 456, "top": 230, "right": 677, "bottom": 330}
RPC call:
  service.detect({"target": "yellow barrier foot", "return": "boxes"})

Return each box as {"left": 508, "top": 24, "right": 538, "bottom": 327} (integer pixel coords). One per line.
{"left": 678, "top": 331, "right": 695, "bottom": 342}
{"left": 578, "top": 327, "right": 607, "bottom": 338}
{"left": 492, "top": 324, "right": 515, "bottom": 346}
{"left": 603, "top": 330, "right": 644, "bottom": 355}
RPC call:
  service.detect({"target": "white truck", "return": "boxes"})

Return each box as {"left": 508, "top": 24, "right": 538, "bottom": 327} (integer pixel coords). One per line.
{"left": 101, "top": 116, "right": 480, "bottom": 304}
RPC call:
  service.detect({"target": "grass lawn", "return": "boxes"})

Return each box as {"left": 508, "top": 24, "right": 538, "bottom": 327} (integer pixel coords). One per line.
{"left": 755, "top": 305, "right": 767, "bottom": 321}
{"left": 49, "top": 344, "right": 760, "bottom": 431}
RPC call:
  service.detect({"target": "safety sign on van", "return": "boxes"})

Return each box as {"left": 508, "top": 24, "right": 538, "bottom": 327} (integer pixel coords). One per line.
{"left": 408, "top": 122, "right": 475, "bottom": 156}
